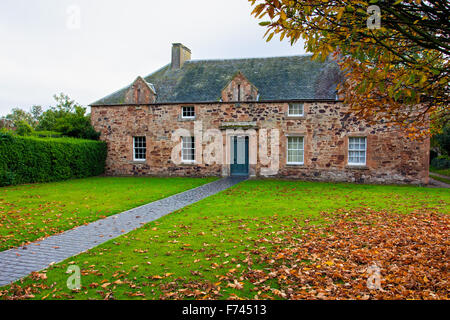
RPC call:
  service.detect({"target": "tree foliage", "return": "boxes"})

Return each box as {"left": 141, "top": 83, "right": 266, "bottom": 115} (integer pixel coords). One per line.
{"left": 15, "top": 120, "right": 34, "bottom": 136}
{"left": 1, "top": 93, "right": 100, "bottom": 140}
{"left": 1, "top": 108, "right": 34, "bottom": 129}
{"left": 250, "top": 0, "right": 449, "bottom": 137}
{"left": 29, "top": 105, "right": 43, "bottom": 126}
{"left": 37, "top": 94, "right": 100, "bottom": 140}
{"left": 433, "top": 124, "right": 450, "bottom": 155}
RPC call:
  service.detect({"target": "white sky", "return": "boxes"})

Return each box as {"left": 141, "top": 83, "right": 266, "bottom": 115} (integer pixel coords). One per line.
{"left": 0, "top": 0, "right": 305, "bottom": 116}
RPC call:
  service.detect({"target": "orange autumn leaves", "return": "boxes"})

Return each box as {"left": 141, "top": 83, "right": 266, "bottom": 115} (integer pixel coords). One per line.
{"left": 1, "top": 208, "right": 448, "bottom": 300}
{"left": 248, "top": 209, "right": 449, "bottom": 300}
{"left": 249, "top": 0, "right": 449, "bottom": 137}
{"left": 159, "top": 209, "right": 449, "bottom": 300}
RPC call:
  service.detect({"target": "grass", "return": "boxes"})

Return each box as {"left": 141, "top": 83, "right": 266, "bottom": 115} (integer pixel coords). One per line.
{"left": 430, "top": 166, "right": 450, "bottom": 177}
{"left": 0, "top": 176, "right": 217, "bottom": 251}
{"left": 1, "top": 179, "right": 448, "bottom": 300}
{"left": 430, "top": 174, "right": 450, "bottom": 185}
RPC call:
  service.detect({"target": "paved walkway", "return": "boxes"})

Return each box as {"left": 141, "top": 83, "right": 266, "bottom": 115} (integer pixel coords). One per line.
{"left": 429, "top": 172, "right": 450, "bottom": 180}
{"left": 429, "top": 177, "right": 450, "bottom": 188}
{"left": 0, "top": 177, "right": 246, "bottom": 287}
{"left": 428, "top": 172, "right": 450, "bottom": 188}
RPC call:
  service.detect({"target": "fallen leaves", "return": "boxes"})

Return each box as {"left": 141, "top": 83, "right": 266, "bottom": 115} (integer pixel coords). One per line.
{"left": 158, "top": 209, "right": 449, "bottom": 300}
{"left": 242, "top": 209, "right": 450, "bottom": 300}
{"left": 227, "top": 280, "right": 244, "bottom": 290}
{"left": 1, "top": 200, "right": 448, "bottom": 301}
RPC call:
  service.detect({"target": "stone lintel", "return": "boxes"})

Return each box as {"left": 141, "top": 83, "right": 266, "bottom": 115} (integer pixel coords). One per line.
{"left": 219, "top": 121, "right": 258, "bottom": 130}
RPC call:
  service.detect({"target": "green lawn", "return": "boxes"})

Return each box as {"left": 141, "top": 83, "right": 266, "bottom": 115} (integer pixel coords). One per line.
{"left": 0, "top": 177, "right": 217, "bottom": 251}
{"left": 1, "top": 179, "right": 448, "bottom": 300}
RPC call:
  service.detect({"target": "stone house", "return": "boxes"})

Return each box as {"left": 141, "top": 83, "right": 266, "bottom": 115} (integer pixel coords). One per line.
{"left": 90, "top": 43, "right": 429, "bottom": 184}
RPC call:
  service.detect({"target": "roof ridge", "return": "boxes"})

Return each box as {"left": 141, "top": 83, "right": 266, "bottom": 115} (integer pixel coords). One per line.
{"left": 186, "top": 53, "right": 313, "bottom": 63}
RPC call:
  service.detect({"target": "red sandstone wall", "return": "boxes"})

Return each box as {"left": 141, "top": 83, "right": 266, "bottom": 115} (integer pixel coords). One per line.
{"left": 91, "top": 102, "right": 429, "bottom": 184}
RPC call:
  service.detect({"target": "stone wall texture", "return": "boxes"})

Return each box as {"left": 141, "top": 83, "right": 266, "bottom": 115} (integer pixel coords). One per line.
{"left": 91, "top": 102, "right": 429, "bottom": 184}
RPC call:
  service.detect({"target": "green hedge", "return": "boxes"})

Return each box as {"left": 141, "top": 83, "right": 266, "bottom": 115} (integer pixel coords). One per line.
{"left": 31, "top": 131, "right": 63, "bottom": 138}
{"left": 0, "top": 132, "right": 107, "bottom": 187}
{"left": 431, "top": 155, "right": 450, "bottom": 170}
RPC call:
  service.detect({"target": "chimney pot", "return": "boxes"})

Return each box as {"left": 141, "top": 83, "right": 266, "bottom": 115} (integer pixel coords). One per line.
{"left": 171, "top": 43, "right": 191, "bottom": 69}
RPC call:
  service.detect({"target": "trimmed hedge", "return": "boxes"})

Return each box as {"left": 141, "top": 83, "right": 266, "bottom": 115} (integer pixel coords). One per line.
{"left": 31, "top": 131, "right": 63, "bottom": 138}
{"left": 0, "top": 132, "right": 107, "bottom": 187}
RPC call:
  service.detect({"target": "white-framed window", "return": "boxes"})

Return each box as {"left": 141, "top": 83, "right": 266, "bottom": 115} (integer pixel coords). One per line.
{"left": 287, "top": 136, "right": 304, "bottom": 165}
{"left": 348, "top": 137, "right": 367, "bottom": 165}
{"left": 133, "top": 136, "right": 146, "bottom": 161}
{"left": 182, "top": 136, "right": 195, "bottom": 163}
{"left": 182, "top": 106, "right": 195, "bottom": 119}
{"left": 288, "top": 103, "right": 304, "bottom": 117}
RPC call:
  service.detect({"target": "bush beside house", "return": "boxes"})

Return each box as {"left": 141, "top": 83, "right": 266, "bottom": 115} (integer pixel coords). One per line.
{"left": 431, "top": 156, "right": 450, "bottom": 170}
{"left": 0, "top": 132, "right": 107, "bottom": 186}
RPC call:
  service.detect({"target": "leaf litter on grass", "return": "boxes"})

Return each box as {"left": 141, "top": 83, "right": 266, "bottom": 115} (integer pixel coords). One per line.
{"left": 157, "top": 209, "right": 449, "bottom": 300}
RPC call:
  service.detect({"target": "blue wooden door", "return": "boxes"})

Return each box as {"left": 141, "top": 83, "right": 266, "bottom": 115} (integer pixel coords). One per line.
{"left": 230, "top": 136, "right": 249, "bottom": 176}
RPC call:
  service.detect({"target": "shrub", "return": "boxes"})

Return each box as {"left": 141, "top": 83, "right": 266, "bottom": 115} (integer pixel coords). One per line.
{"left": 0, "top": 133, "right": 106, "bottom": 186}
{"left": 0, "top": 170, "right": 15, "bottom": 187}
{"left": 431, "top": 155, "right": 450, "bottom": 170}
{"left": 435, "top": 125, "right": 450, "bottom": 155}
{"left": 15, "top": 120, "right": 34, "bottom": 136}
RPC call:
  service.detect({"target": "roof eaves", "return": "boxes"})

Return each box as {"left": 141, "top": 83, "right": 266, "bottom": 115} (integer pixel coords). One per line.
{"left": 90, "top": 98, "right": 342, "bottom": 107}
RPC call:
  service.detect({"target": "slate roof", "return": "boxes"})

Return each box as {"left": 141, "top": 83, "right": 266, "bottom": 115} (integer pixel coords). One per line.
{"left": 91, "top": 54, "right": 342, "bottom": 105}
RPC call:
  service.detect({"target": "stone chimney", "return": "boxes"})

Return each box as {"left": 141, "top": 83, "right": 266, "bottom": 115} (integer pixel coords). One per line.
{"left": 171, "top": 43, "right": 191, "bottom": 69}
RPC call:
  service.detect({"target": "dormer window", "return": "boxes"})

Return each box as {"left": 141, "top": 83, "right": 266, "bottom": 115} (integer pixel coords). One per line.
{"left": 182, "top": 106, "right": 195, "bottom": 119}
{"left": 125, "top": 76, "right": 157, "bottom": 104}
{"left": 288, "top": 103, "right": 304, "bottom": 117}
{"left": 221, "top": 71, "right": 258, "bottom": 102}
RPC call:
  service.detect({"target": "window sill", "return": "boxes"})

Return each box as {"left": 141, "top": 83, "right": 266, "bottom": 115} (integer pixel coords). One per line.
{"left": 346, "top": 165, "right": 368, "bottom": 170}
{"left": 132, "top": 160, "right": 147, "bottom": 164}
{"left": 179, "top": 117, "right": 196, "bottom": 122}
{"left": 286, "top": 163, "right": 304, "bottom": 167}
{"left": 181, "top": 161, "right": 197, "bottom": 166}
{"left": 285, "top": 116, "right": 305, "bottom": 120}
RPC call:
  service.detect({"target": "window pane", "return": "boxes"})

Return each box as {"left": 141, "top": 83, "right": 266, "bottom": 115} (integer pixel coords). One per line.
{"left": 182, "top": 137, "right": 195, "bottom": 161}
{"left": 182, "top": 106, "right": 195, "bottom": 118}
{"left": 288, "top": 103, "right": 304, "bottom": 116}
{"left": 287, "top": 136, "right": 304, "bottom": 164}
{"left": 133, "top": 137, "right": 146, "bottom": 160}
{"left": 237, "top": 136, "right": 246, "bottom": 164}
{"left": 348, "top": 137, "right": 366, "bottom": 164}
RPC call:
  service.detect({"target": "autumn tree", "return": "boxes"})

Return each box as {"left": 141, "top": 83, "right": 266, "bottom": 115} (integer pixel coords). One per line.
{"left": 249, "top": 0, "right": 449, "bottom": 137}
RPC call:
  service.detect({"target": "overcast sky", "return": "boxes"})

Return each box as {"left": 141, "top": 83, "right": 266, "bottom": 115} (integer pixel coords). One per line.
{"left": 0, "top": 0, "right": 305, "bottom": 116}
